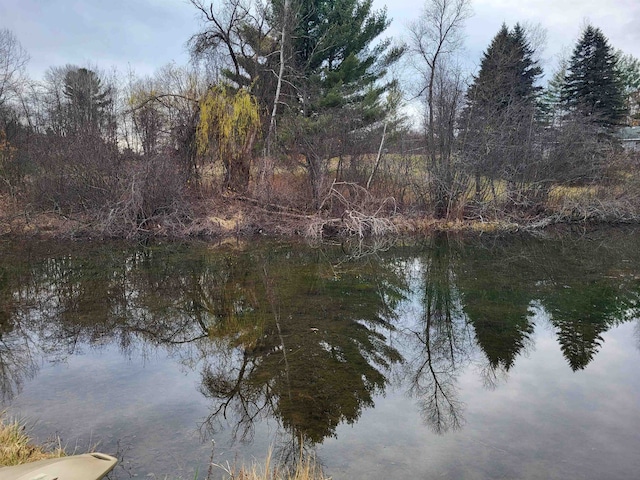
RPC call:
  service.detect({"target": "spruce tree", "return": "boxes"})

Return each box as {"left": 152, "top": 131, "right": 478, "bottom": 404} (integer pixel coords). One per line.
{"left": 463, "top": 23, "right": 542, "bottom": 119}
{"left": 510, "top": 24, "right": 543, "bottom": 104}
{"left": 540, "top": 58, "right": 567, "bottom": 124}
{"left": 460, "top": 23, "right": 543, "bottom": 201}
{"left": 561, "top": 25, "right": 626, "bottom": 127}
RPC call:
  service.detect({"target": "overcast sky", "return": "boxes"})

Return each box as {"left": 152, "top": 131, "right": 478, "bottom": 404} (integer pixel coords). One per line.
{"left": 1, "top": 0, "right": 639, "bottom": 83}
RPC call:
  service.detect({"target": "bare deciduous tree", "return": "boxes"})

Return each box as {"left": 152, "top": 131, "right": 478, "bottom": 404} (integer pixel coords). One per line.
{"left": 410, "top": 0, "right": 470, "bottom": 159}
{"left": 409, "top": 0, "right": 471, "bottom": 217}
{"left": 0, "top": 29, "right": 29, "bottom": 108}
{"left": 189, "top": 0, "right": 253, "bottom": 81}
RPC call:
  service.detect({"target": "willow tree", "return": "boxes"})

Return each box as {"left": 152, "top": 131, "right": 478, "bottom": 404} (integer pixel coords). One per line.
{"left": 190, "top": 0, "right": 404, "bottom": 208}
{"left": 197, "top": 86, "right": 260, "bottom": 192}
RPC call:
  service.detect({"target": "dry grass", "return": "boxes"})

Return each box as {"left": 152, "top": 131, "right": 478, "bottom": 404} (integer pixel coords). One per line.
{"left": 215, "top": 450, "right": 329, "bottom": 480}
{"left": 548, "top": 184, "right": 598, "bottom": 203}
{"left": 0, "top": 414, "right": 65, "bottom": 467}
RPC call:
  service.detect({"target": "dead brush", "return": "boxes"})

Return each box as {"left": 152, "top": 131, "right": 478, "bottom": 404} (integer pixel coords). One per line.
{"left": 94, "top": 157, "right": 192, "bottom": 238}
{"left": 305, "top": 181, "right": 397, "bottom": 239}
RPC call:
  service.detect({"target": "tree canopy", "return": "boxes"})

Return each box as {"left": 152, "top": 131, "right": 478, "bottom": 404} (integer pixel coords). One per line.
{"left": 561, "top": 25, "right": 626, "bottom": 127}
{"left": 464, "top": 23, "right": 542, "bottom": 117}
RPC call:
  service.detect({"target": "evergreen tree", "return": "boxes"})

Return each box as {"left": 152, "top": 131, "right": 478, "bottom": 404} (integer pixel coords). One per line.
{"left": 540, "top": 57, "right": 567, "bottom": 124}
{"left": 615, "top": 51, "right": 640, "bottom": 124}
{"left": 281, "top": 0, "right": 403, "bottom": 206}
{"left": 509, "top": 24, "right": 543, "bottom": 103}
{"left": 561, "top": 25, "right": 626, "bottom": 127}
{"left": 463, "top": 24, "right": 542, "bottom": 119}
{"left": 460, "top": 23, "right": 543, "bottom": 204}
{"left": 62, "top": 67, "right": 113, "bottom": 137}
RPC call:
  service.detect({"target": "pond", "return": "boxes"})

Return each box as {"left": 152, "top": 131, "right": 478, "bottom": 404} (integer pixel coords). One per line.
{"left": 1, "top": 230, "right": 640, "bottom": 479}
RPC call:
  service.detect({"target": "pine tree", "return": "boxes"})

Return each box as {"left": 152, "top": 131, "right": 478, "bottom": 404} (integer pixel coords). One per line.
{"left": 275, "top": 0, "right": 404, "bottom": 207}
{"left": 540, "top": 58, "right": 568, "bottom": 124}
{"left": 62, "top": 67, "right": 112, "bottom": 136}
{"left": 463, "top": 23, "right": 542, "bottom": 119}
{"left": 561, "top": 25, "right": 626, "bottom": 127}
{"left": 460, "top": 24, "right": 543, "bottom": 202}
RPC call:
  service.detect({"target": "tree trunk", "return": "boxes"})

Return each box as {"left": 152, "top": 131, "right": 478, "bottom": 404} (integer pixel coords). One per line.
{"left": 265, "top": 0, "right": 291, "bottom": 157}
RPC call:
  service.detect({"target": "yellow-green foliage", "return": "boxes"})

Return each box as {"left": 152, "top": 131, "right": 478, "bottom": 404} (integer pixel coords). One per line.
{"left": 0, "top": 414, "right": 65, "bottom": 466}
{"left": 197, "top": 86, "right": 261, "bottom": 161}
{"left": 128, "top": 88, "right": 157, "bottom": 108}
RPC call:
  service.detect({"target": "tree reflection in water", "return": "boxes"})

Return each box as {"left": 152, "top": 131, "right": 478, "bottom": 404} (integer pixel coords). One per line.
{"left": 1, "top": 230, "right": 640, "bottom": 460}
{"left": 194, "top": 244, "right": 407, "bottom": 464}
{"left": 400, "top": 234, "right": 471, "bottom": 434}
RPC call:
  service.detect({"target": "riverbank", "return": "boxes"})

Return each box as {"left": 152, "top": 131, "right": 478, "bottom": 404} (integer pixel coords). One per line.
{"left": 2, "top": 192, "right": 640, "bottom": 242}
{"left": 0, "top": 415, "right": 65, "bottom": 467}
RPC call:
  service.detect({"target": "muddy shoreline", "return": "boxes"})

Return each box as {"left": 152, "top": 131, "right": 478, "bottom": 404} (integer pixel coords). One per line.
{"left": 2, "top": 195, "right": 638, "bottom": 243}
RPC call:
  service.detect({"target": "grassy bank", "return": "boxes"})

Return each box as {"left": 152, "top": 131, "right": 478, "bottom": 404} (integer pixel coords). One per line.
{"left": 3, "top": 190, "right": 640, "bottom": 243}
{"left": 0, "top": 414, "right": 65, "bottom": 467}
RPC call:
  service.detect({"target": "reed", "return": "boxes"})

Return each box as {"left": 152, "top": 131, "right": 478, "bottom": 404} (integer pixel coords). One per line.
{"left": 0, "top": 414, "right": 65, "bottom": 467}
{"left": 214, "top": 450, "right": 329, "bottom": 480}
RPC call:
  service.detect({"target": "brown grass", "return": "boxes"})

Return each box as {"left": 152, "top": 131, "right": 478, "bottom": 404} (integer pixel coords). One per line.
{"left": 215, "top": 450, "right": 329, "bottom": 480}
{"left": 0, "top": 414, "right": 65, "bottom": 467}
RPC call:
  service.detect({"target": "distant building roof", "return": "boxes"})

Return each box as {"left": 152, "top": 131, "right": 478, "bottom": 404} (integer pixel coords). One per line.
{"left": 617, "top": 126, "right": 640, "bottom": 151}
{"left": 617, "top": 126, "right": 640, "bottom": 140}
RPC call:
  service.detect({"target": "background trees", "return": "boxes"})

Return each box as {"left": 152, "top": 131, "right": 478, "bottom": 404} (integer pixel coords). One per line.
{"left": 615, "top": 51, "right": 640, "bottom": 125}
{"left": 561, "top": 25, "right": 626, "bottom": 128}
{"left": 127, "top": 76, "right": 165, "bottom": 157}
{"left": 0, "top": 29, "right": 29, "bottom": 110}
{"left": 62, "top": 68, "right": 112, "bottom": 135}
{"left": 190, "top": 0, "right": 404, "bottom": 208}
{"left": 42, "top": 65, "right": 115, "bottom": 141}
{"left": 1, "top": 12, "right": 640, "bottom": 237}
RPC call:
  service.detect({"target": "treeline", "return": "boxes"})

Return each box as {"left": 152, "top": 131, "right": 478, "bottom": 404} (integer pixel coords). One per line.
{"left": 1, "top": 0, "right": 640, "bottom": 238}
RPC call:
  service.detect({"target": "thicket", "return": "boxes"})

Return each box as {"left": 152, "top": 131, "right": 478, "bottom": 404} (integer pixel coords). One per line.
{"left": 0, "top": 12, "right": 639, "bottom": 240}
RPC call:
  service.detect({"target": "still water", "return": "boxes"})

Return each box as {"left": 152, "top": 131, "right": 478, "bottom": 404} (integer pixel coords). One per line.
{"left": 1, "top": 231, "right": 640, "bottom": 479}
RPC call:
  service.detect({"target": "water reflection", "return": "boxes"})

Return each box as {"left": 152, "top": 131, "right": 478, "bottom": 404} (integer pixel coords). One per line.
{"left": 1, "top": 230, "right": 640, "bottom": 462}
{"left": 195, "top": 247, "right": 406, "bottom": 458}
{"left": 401, "top": 234, "right": 471, "bottom": 434}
